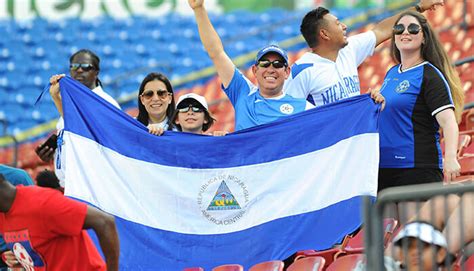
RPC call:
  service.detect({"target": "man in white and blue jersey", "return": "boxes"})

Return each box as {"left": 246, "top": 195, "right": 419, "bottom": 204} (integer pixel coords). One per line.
{"left": 284, "top": 0, "right": 444, "bottom": 107}
{"left": 189, "top": 0, "right": 311, "bottom": 131}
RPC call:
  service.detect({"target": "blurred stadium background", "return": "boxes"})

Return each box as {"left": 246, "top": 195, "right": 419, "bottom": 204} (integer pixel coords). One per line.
{"left": 0, "top": 0, "right": 472, "bottom": 180}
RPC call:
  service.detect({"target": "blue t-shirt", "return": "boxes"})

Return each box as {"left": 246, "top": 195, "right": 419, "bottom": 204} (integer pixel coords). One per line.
{"left": 223, "top": 68, "right": 308, "bottom": 131}
{"left": 0, "top": 165, "right": 34, "bottom": 258}
{"left": 0, "top": 165, "right": 34, "bottom": 186}
{"left": 379, "top": 62, "right": 454, "bottom": 169}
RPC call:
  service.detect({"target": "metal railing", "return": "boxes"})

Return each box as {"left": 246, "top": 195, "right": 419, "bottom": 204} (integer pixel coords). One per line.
{"left": 365, "top": 182, "right": 474, "bottom": 270}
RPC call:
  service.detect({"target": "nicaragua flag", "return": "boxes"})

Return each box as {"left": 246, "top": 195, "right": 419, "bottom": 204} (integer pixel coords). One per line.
{"left": 58, "top": 76, "right": 379, "bottom": 270}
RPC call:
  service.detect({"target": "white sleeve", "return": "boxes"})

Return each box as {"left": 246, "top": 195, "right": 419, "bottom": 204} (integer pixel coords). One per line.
{"left": 346, "top": 31, "right": 376, "bottom": 66}
{"left": 284, "top": 67, "right": 312, "bottom": 99}
{"left": 305, "top": 101, "right": 315, "bottom": 110}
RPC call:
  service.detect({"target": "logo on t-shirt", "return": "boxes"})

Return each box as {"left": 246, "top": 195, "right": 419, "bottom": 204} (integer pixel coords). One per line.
{"left": 4, "top": 229, "right": 45, "bottom": 269}
{"left": 280, "top": 104, "right": 294, "bottom": 114}
{"left": 395, "top": 80, "right": 410, "bottom": 93}
{"left": 13, "top": 242, "right": 35, "bottom": 271}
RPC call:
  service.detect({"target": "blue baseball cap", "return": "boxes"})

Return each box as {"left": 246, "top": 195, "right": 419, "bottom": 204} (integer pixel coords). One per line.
{"left": 255, "top": 45, "right": 289, "bottom": 64}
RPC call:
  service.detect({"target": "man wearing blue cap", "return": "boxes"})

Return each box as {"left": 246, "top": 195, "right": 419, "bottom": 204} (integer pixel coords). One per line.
{"left": 188, "top": 0, "right": 312, "bottom": 131}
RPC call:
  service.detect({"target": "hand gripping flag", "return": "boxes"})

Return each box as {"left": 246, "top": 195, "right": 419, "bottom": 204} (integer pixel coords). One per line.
{"left": 58, "top": 76, "right": 379, "bottom": 270}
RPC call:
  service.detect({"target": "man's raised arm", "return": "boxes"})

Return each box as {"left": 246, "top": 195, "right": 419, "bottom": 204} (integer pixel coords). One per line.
{"left": 188, "top": 0, "right": 235, "bottom": 88}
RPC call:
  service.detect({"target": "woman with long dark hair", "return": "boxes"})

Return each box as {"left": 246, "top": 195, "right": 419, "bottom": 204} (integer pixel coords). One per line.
{"left": 378, "top": 11, "right": 464, "bottom": 192}
{"left": 136, "top": 72, "right": 176, "bottom": 133}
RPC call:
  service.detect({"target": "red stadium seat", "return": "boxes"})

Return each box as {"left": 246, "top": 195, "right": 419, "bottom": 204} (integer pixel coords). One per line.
{"left": 440, "top": 134, "right": 471, "bottom": 159}
{"left": 452, "top": 253, "right": 474, "bottom": 271}
{"left": 294, "top": 247, "right": 344, "bottom": 268}
{"left": 343, "top": 218, "right": 397, "bottom": 255}
{"left": 212, "top": 264, "right": 243, "bottom": 271}
{"left": 248, "top": 260, "right": 284, "bottom": 271}
{"left": 17, "top": 141, "right": 42, "bottom": 169}
{"left": 453, "top": 174, "right": 474, "bottom": 183}
{"left": 0, "top": 147, "right": 14, "bottom": 164}
{"left": 287, "top": 256, "right": 325, "bottom": 271}
{"left": 326, "top": 254, "right": 365, "bottom": 271}
{"left": 458, "top": 134, "right": 472, "bottom": 157}
{"left": 459, "top": 156, "right": 474, "bottom": 175}
{"left": 464, "top": 109, "right": 474, "bottom": 131}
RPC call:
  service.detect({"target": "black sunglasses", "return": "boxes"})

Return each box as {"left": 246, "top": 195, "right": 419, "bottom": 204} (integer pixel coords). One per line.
{"left": 70, "top": 63, "right": 96, "bottom": 72}
{"left": 393, "top": 23, "right": 422, "bottom": 35}
{"left": 141, "top": 89, "right": 171, "bottom": 99}
{"left": 257, "top": 60, "right": 287, "bottom": 69}
{"left": 177, "top": 105, "right": 204, "bottom": 113}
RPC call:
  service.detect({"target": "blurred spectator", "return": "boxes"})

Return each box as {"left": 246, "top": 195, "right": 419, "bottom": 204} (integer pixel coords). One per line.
{"left": 0, "top": 173, "right": 119, "bottom": 271}
{"left": 0, "top": 164, "right": 34, "bottom": 187}
{"left": 136, "top": 72, "right": 176, "bottom": 135}
{"left": 35, "top": 49, "right": 121, "bottom": 187}
{"left": 377, "top": 11, "right": 464, "bottom": 194}
{"left": 413, "top": 192, "right": 474, "bottom": 255}
{"left": 36, "top": 169, "right": 64, "bottom": 193}
{"left": 173, "top": 93, "right": 216, "bottom": 134}
{"left": 0, "top": 165, "right": 34, "bottom": 271}
{"left": 285, "top": 0, "right": 444, "bottom": 106}
{"left": 189, "top": 0, "right": 312, "bottom": 131}
{"left": 393, "top": 222, "right": 450, "bottom": 271}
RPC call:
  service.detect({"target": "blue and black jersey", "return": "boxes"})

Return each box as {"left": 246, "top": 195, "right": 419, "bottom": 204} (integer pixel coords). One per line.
{"left": 379, "top": 62, "right": 454, "bottom": 169}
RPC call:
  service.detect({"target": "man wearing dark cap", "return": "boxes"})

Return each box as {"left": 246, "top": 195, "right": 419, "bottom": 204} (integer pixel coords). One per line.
{"left": 188, "top": 0, "right": 312, "bottom": 131}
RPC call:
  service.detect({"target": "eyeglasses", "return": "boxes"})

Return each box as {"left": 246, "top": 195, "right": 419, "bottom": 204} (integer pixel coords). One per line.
{"left": 393, "top": 23, "right": 422, "bottom": 35}
{"left": 70, "top": 63, "right": 96, "bottom": 72}
{"left": 257, "top": 60, "right": 287, "bottom": 69}
{"left": 140, "top": 89, "right": 171, "bottom": 99}
{"left": 177, "top": 105, "right": 204, "bottom": 113}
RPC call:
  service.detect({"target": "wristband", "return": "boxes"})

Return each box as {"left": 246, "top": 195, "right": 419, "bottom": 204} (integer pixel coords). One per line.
{"left": 415, "top": 4, "right": 423, "bottom": 13}
{"left": 1, "top": 252, "right": 7, "bottom": 263}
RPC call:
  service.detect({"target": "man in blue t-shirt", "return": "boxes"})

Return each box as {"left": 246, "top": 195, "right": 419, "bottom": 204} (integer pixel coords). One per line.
{"left": 189, "top": 0, "right": 311, "bottom": 131}
{"left": 0, "top": 165, "right": 34, "bottom": 270}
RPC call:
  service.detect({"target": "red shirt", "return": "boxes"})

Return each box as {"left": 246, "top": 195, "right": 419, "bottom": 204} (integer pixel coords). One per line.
{"left": 0, "top": 186, "right": 105, "bottom": 271}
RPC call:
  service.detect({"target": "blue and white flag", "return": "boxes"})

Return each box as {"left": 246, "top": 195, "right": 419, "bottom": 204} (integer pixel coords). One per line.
{"left": 58, "top": 77, "right": 379, "bottom": 270}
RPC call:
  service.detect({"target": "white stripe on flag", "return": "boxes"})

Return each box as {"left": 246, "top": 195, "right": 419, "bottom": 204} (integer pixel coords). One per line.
{"left": 65, "top": 131, "right": 378, "bottom": 235}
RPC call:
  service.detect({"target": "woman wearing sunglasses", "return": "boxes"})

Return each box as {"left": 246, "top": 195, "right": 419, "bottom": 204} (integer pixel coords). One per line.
{"left": 376, "top": 11, "right": 464, "bottom": 192}
{"left": 136, "top": 72, "right": 176, "bottom": 135}
{"left": 172, "top": 93, "right": 217, "bottom": 135}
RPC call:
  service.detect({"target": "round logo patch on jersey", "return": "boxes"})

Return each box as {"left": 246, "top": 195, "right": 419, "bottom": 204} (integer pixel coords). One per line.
{"left": 280, "top": 104, "right": 294, "bottom": 115}
{"left": 13, "top": 243, "right": 34, "bottom": 271}
{"left": 395, "top": 80, "right": 410, "bottom": 93}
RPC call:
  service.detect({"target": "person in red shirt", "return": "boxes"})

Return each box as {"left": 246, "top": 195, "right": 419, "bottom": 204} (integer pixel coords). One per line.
{"left": 0, "top": 174, "right": 119, "bottom": 271}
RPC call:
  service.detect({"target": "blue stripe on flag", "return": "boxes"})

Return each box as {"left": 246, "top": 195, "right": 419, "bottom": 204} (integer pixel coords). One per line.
{"left": 59, "top": 77, "right": 379, "bottom": 168}
{"left": 114, "top": 196, "right": 368, "bottom": 270}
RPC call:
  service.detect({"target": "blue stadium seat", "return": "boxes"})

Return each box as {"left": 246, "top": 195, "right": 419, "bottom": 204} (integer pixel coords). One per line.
{"left": 0, "top": 8, "right": 307, "bottom": 134}
{"left": 0, "top": 103, "right": 25, "bottom": 123}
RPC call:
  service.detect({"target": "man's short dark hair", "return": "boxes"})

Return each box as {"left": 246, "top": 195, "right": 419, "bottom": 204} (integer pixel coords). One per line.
{"left": 36, "top": 170, "right": 61, "bottom": 189}
{"left": 300, "top": 7, "right": 330, "bottom": 48}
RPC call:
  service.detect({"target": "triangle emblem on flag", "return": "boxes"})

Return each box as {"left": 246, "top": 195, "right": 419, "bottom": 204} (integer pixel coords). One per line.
{"left": 207, "top": 181, "right": 241, "bottom": 211}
